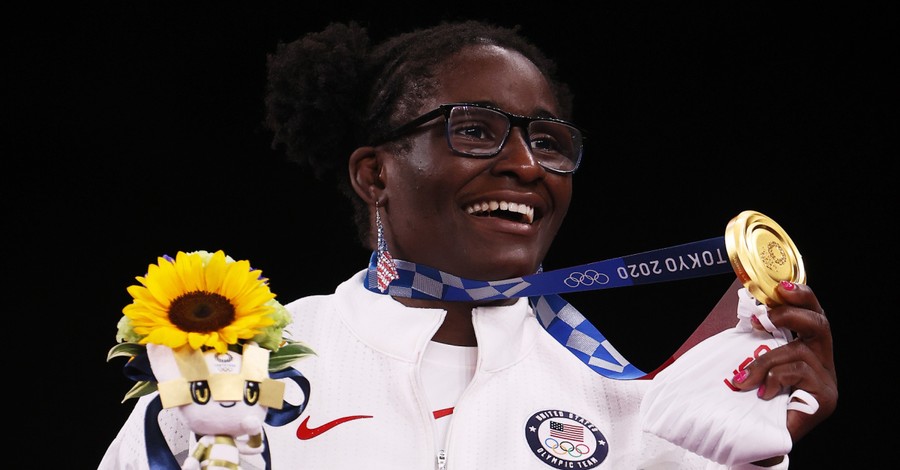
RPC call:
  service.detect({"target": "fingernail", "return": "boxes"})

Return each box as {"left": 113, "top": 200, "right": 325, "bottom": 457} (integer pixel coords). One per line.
{"left": 780, "top": 280, "right": 795, "bottom": 290}
{"left": 757, "top": 384, "right": 766, "bottom": 398}
{"left": 733, "top": 369, "right": 749, "bottom": 384}
{"left": 750, "top": 315, "right": 762, "bottom": 328}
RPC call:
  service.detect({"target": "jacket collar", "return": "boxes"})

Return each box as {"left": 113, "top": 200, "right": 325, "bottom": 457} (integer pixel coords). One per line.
{"left": 334, "top": 269, "right": 539, "bottom": 370}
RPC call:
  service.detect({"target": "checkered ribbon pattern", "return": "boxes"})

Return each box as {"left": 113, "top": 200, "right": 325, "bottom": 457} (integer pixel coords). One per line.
{"left": 365, "top": 237, "right": 735, "bottom": 380}
{"left": 364, "top": 254, "right": 656, "bottom": 379}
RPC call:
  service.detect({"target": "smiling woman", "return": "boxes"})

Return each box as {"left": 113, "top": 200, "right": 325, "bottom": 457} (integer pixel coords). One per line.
{"left": 98, "top": 19, "right": 838, "bottom": 470}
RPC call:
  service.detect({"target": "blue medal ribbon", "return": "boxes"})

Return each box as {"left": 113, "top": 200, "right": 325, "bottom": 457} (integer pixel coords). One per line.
{"left": 365, "top": 237, "right": 734, "bottom": 380}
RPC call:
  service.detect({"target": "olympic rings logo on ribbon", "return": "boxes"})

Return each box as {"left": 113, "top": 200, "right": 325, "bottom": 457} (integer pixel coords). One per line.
{"left": 563, "top": 270, "right": 610, "bottom": 288}
{"left": 544, "top": 437, "right": 591, "bottom": 458}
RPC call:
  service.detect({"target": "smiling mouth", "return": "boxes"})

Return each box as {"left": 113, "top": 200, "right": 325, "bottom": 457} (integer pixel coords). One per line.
{"left": 465, "top": 200, "right": 535, "bottom": 224}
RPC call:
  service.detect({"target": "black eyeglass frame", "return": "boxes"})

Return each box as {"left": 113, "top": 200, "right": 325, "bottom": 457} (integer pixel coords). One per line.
{"left": 376, "top": 102, "right": 586, "bottom": 174}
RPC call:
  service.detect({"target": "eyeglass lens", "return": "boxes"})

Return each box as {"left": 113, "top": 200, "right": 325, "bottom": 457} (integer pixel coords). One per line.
{"left": 447, "top": 105, "right": 581, "bottom": 172}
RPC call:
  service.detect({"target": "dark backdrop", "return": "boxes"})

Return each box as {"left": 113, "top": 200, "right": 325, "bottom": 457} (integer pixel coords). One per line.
{"left": 10, "top": 2, "right": 890, "bottom": 467}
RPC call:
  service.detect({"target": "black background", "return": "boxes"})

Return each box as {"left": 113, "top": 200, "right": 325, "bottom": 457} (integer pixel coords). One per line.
{"left": 10, "top": 2, "right": 891, "bottom": 467}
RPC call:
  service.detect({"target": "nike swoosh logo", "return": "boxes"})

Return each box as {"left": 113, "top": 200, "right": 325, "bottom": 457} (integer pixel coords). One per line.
{"left": 296, "top": 415, "right": 373, "bottom": 440}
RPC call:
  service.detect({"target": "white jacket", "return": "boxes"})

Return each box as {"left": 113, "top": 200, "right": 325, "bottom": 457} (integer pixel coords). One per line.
{"left": 99, "top": 269, "right": 788, "bottom": 470}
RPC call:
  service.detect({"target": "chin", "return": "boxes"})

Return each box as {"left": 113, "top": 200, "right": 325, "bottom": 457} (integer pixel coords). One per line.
{"left": 465, "top": 258, "right": 541, "bottom": 281}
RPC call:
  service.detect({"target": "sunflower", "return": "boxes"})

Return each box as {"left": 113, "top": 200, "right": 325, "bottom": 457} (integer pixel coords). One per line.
{"left": 122, "top": 250, "right": 277, "bottom": 353}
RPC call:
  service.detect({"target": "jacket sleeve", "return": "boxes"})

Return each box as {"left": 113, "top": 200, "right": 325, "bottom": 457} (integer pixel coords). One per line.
{"left": 97, "top": 393, "right": 192, "bottom": 469}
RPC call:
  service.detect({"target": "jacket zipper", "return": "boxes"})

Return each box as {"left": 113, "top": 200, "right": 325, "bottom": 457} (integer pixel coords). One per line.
{"left": 436, "top": 449, "right": 447, "bottom": 470}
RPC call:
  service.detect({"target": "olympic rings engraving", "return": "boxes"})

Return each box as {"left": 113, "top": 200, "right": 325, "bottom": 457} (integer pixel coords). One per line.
{"left": 761, "top": 241, "right": 788, "bottom": 270}
{"left": 564, "top": 270, "right": 610, "bottom": 288}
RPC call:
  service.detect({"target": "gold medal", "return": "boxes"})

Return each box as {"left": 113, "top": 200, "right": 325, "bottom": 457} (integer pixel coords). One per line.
{"left": 725, "top": 210, "right": 806, "bottom": 306}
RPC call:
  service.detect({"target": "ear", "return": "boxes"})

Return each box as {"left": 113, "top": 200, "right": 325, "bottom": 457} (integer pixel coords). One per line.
{"left": 146, "top": 343, "right": 182, "bottom": 382}
{"left": 349, "top": 146, "right": 385, "bottom": 205}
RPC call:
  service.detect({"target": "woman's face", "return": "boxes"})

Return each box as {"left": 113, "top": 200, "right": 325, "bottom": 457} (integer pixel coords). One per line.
{"left": 380, "top": 45, "right": 573, "bottom": 281}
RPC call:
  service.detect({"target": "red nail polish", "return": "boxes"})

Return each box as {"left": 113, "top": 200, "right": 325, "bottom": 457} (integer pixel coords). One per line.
{"left": 757, "top": 385, "right": 766, "bottom": 398}
{"left": 780, "top": 280, "right": 795, "bottom": 290}
{"left": 750, "top": 315, "right": 762, "bottom": 328}
{"left": 733, "top": 369, "right": 749, "bottom": 384}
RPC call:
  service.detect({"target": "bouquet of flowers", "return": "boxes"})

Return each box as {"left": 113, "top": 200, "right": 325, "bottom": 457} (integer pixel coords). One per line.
{"left": 107, "top": 250, "right": 314, "bottom": 469}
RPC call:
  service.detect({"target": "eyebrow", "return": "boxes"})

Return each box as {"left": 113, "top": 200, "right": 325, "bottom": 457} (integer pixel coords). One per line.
{"left": 459, "top": 101, "right": 560, "bottom": 120}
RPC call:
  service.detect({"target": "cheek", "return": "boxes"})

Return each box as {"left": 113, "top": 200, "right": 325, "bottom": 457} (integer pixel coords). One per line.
{"left": 395, "top": 142, "right": 469, "bottom": 201}
{"left": 403, "top": 137, "right": 449, "bottom": 174}
{"left": 550, "top": 179, "right": 573, "bottom": 217}
{"left": 403, "top": 168, "right": 454, "bottom": 216}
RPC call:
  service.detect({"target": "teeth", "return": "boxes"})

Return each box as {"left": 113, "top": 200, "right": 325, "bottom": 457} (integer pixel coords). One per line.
{"left": 465, "top": 200, "right": 534, "bottom": 224}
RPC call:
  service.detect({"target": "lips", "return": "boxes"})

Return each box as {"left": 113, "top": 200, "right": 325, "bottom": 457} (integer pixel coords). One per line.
{"left": 464, "top": 200, "right": 534, "bottom": 224}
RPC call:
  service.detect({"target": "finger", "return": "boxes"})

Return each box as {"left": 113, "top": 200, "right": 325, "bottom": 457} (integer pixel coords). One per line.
{"left": 730, "top": 333, "right": 823, "bottom": 393}
{"left": 772, "top": 281, "right": 823, "bottom": 315}
{"left": 735, "top": 339, "right": 838, "bottom": 441}
{"left": 765, "top": 282, "right": 834, "bottom": 370}
{"left": 755, "top": 357, "right": 814, "bottom": 400}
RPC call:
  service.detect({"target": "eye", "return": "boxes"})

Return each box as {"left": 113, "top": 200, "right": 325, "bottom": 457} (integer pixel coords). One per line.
{"left": 191, "top": 381, "right": 211, "bottom": 405}
{"left": 529, "top": 133, "right": 563, "bottom": 153}
{"left": 450, "top": 119, "right": 495, "bottom": 143}
{"left": 244, "top": 381, "right": 261, "bottom": 406}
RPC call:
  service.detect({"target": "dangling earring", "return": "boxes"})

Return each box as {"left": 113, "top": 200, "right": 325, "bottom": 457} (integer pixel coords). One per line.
{"left": 375, "top": 203, "right": 399, "bottom": 292}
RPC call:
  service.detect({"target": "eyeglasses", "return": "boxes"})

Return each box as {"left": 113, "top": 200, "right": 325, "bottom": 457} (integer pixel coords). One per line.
{"left": 378, "top": 103, "right": 585, "bottom": 174}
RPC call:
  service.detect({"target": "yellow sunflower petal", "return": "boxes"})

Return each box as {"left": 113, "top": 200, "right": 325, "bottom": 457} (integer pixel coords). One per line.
{"left": 142, "top": 260, "right": 183, "bottom": 309}
{"left": 126, "top": 284, "right": 159, "bottom": 306}
{"left": 123, "top": 292, "right": 153, "bottom": 315}
{"left": 202, "top": 332, "right": 229, "bottom": 353}
{"left": 229, "top": 277, "right": 277, "bottom": 313}
{"left": 233, "top": 288, "right": 277, "bottom": 315}
{"left": 141, "top": 326, "right": 189, "bottom": 349}
{"left": 186, "top": 332, "right": 209, "bottom": 350}
{"left": 203, "top": 250, "right": 229, "bottom": 292}
{"left": 123, "top": 298, "right": 173, "bottom": 328}
{"left": 218, "top": 327, "right": 239, "bottom": 344}
{"left": 174, "top": 252, "right": 203, "bottom": 293}
{"left": 230, "top": 313, "right": 275, "bottom": 329}
{"left": 220, "top": 259, "right": 254, "bottom": 298}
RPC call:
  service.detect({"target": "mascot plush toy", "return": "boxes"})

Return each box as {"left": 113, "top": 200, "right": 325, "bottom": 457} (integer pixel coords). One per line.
{"left": 147, "top": 342, "right": 284, "bottom": 469}
{"left": 109, "top": 250, "right": 313, "bottom": 470}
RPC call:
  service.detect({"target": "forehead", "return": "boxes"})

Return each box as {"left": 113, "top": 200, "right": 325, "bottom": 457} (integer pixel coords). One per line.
{"left": 429, "top": 45, "right": 559, "bottom": 118}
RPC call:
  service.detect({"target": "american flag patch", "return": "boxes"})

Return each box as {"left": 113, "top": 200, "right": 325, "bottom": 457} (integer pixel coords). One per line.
{"left": 549, "top": 421, "right": 583, "bottom": 442}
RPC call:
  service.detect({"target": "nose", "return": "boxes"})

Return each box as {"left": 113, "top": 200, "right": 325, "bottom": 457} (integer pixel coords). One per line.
{"left": 492, "top": 127, "right": 545, "bottom": 180}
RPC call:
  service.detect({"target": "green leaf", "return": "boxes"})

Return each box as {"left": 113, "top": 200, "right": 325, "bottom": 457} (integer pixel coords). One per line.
{"left": 269, "top": 341, "right": 316, "bottom": 371}
{"left": 122, "top": 380, "right": 157, "bottom": 402}
{"left": 107, "top": 342, "right": 146, "bottom": 361}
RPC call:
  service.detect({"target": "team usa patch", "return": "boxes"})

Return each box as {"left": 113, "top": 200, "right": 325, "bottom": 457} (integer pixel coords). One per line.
{"left": 524, "top": 409, "right": 608, "bottom": 468}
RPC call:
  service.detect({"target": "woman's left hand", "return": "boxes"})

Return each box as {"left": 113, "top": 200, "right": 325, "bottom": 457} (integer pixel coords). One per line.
{"left": 733, "top": 280, "right": 838, "bottom": 443}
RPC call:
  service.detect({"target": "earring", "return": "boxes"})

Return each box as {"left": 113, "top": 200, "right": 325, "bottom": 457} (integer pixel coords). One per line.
{"left": 375, "top": 203, "right": 399, "bottom": 292}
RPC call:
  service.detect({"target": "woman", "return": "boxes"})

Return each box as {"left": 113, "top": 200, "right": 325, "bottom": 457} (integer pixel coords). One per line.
{"left": 100, "top": 20, "right": 836, "bottom": 469}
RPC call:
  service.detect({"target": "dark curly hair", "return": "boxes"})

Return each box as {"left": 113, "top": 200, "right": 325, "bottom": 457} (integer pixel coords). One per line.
{"left": 264, "top": 20, "right": 574, "bottom": 247}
